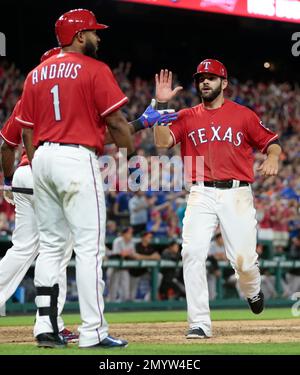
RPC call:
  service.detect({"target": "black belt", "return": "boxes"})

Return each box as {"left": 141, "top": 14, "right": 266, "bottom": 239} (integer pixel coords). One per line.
{"left": 192, "top": 180, "right": 249, "bottom": 189}
{"left": 40, "top": 141, "right": 79, "bottom": 148}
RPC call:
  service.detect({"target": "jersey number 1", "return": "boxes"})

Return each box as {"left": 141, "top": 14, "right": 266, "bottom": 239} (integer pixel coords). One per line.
{"left": 50, "top": 84, "right": 61, "bottom": 121}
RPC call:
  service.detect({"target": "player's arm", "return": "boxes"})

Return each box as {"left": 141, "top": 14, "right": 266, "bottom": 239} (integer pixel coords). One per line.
{"left": 247, "top": 111, "right": 281, "bottom": 176}
{"left": 22, "top": 128, "right": 36, "bottom": 163}
{"left": 154, "top": 69, "right": 182, "bottom": 149}
{"left": 0, "top": 141, "right": 15, "bottom": 178}
{"left": 153, "top": 125, "right": 174, "bottom": 148}
{"left": 104, "top": 100, "right": 178, "bottom": 145}
{"left": 0, "top": 141, "right": 16, "bottom": 204}
{"left": 257, "top": 142, "right": 281, "bottom": 176}
{"left": 105, "top": 110, "right": 134, "bottom": 154}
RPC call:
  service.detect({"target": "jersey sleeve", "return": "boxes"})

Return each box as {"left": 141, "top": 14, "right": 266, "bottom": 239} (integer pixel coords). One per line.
{"left": 15, "top": 74, "right": 35, "bottom": 128}
{"left": 0, "top": 100, "right": 22, "bottom": 147}
{"left": 94, "top": 63, "right": 128, "bottom": 118}
{"left": 168, "top": 109, "right": 187, "bottom": 147}
{"left": 245, "top": 110, "right": 278, "bottom": 153}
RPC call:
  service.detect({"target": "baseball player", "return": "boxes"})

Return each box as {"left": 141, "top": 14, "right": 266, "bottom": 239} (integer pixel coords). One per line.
{"left": 154, "top": 61, "right": 281, "bottom": 338}
{"left": 17, "top": 9, "right": 177, "bottom": 349}
{"left": 0, "top": 47, "right": 78, "bottom": 343}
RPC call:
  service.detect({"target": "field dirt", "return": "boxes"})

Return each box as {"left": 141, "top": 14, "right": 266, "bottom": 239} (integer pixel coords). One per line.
{"left": 1, "top": 319, "right": 300, "bottom": 345}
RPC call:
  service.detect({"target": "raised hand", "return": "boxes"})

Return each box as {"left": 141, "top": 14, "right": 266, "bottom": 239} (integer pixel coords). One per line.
{"left": 155, "top": 69, "right": 183, "bottom": 103}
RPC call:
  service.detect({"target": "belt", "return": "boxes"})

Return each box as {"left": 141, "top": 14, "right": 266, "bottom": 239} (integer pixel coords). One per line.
{"left": 192, "top": 180, "right": 249, "bottom": 189}
{"left": 39, "top": 142, "right": 96, "bottom": 153}
{"left": 40, "top": 141, "right": 79, "bottom": 148}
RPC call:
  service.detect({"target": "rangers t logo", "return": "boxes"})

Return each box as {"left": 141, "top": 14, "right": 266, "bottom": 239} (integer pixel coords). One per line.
{"left": 202, "top": 61, "right": 211, "bottom": 70}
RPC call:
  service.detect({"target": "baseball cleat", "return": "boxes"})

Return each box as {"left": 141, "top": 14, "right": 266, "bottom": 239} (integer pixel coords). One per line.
{"left": 247, "top": 291, "right": 264, "bottom": 314}
{"left": 82, "top": 335, "right": 128, "bottom": 349}
{"left": 60, "top": 328, "right": 79, "bottom": 343}
{"left": 186, "top": 327, "right": 210, "bottom": 339}
{"left": 36, "top": 332, "right": 68, "bottom": 348}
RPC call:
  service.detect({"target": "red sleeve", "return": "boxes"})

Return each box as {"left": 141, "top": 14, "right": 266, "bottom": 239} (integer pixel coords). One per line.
{"left": 94, "top": 63, "right": 128, "bottom": 118}
{"left": 245, "top": 110, "right": 278, "bottom": 153}
{"left": 0, "top": 100, "right": 22, "bottom": 146}
{"left": 168, "top": 109, "right": 187, "bottom": 147}
{"left": 15, "top": 74, "right": 35, "bottom": 128}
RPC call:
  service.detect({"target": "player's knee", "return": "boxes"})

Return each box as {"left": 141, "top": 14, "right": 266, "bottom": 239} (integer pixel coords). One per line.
{"left": 182, "top": 245, "right": 207, "bottom": 263}
{"left": 231, "top": 254, "right": 258, "bottom": 273}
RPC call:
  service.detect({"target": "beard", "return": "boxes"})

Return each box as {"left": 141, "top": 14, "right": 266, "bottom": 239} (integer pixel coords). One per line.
{"left": 83, "top": 40, "right": 98, "bottom": 59}
{"left": 199, "top": 82, "right": 222, "bottom": 102}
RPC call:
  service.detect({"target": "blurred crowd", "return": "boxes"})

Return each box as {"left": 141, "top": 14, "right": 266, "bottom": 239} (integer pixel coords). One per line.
{"left": 1, "top": 60, "right": 300, "bottom": 301}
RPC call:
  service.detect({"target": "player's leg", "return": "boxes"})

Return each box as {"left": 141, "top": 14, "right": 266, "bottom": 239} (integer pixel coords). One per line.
{"left": 60, "top": 148, "right": 110, "bottom": 347}
{"left": 32, "top": 148, "right": 70, "bottom": 342}
{"left": 182, "top": 186, "right": 218, "bottom": 337}
{"left": 218, "top": 186, "right": 262, "bottom": 303}
{"left": 0, "top": 165, "right": 39, "bottom": 306}
{"left": 56, "top": 233, "right": 79, "bottom": 343}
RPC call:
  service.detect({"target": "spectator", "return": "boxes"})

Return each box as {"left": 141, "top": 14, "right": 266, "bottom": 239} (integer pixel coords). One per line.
{"left": 146, "top": 210, "right": 168, "bottom": 238}
{"left": 107, "top": 227, "right": 136, "bottom": 302}
{"left": 159, "top": 241, "right": 185, "bottom": 300}
{"left": 128, "top": 191, "right": 148, "bottom": 234}
{"left": 129, "top": 232, "right": 160, "bottom": 300}
{"left": 112, "top": 192, "right": 132, "bottom": 227}
{"left": 106, "top": 220, "right": 118, "bottom": 237}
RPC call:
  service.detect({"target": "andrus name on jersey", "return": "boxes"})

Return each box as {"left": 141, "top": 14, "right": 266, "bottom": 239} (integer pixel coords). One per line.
{"left": 32, "top": 63, "right": 82, "bottom": 85}
{"left": 188, "top": 126, "right": 244, "bottom": 147}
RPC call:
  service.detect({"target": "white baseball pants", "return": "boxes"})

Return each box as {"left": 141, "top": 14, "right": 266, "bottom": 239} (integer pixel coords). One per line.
{"left": 182, "top": 184, "right": 261, "bottom": 336}
{"left": 32, "top": 143, "right": 108, "bottom": 347}
{"left": 0, "top": 165, "right": 73, "bottom": 332}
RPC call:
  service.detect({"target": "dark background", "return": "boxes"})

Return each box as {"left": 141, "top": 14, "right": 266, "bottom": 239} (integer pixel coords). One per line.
{"left": 0, "top": 0, "right": 300, "bottom": 83}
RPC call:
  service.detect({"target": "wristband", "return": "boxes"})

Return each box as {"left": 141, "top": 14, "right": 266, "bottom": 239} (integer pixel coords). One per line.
{"left": 157, "top": 101, "right": 168, "bottom": 110}
{"left": 132, "top": 119, "right": 144, "bottom": 133}
{"left": 4, "top": 176, "right": 13, "bottom": 186}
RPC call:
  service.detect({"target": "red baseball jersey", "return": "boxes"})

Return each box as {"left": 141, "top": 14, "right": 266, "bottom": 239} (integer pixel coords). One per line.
{"left": 16, "top": 52, "right": 128, "bottom": 155}
{"left": 0, "top": 100, "right": 29, "bottom": 167}
{"left": 169, "top": 99, "right": 278, "bottom": 183}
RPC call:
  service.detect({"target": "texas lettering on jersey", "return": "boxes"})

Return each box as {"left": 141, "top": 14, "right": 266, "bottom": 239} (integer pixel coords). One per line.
{"left": 169, "top": 99, "right": 278, "bottom": 182}
{"left": 188, "top": 125, "right": 243, "bottom": 147}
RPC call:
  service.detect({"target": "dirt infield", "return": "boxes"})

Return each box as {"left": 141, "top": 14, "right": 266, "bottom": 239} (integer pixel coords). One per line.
{"left": 1, "top": 319, "right": 300, "bottom": 345}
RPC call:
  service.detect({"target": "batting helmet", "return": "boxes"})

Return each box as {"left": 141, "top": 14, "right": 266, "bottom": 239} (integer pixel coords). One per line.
{"left": 55, "top": 9, "right": 108, "bottom": 47}
{"left": 40, "top": 47, "right": 61, "bottom": 63}
{"left": 194, "top": 59, "right": 227, "bottom": 79}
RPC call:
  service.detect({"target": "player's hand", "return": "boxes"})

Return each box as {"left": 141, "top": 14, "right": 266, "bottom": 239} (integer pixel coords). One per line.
{"left": 155, "top": 69, "right": 183, "bottom": 103}
{"left": 138, "top": 99, "right": 178, "bottom": 128}
{"left": 257, "top": 155, "right": 279, "bottom": 176}
{"left": 3, "top": 177, "right": 15, "bottom": 205}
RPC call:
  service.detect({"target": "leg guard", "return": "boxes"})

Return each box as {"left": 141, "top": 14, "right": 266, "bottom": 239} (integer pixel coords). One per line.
{"left": 36, "top": 284, "right": 59, "bottom": 334}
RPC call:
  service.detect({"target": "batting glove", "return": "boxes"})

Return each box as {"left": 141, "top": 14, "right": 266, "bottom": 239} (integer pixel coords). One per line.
{"left": 3, "top": 176, "right": 15, "bottom": 205}
{"left": 137, "top": 99, "right": 178, "bottom": 128}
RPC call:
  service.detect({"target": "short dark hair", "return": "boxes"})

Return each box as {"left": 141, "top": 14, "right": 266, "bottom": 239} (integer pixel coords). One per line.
{"left": 121, "top": 227, "right": 132, "bottom": 234}
{"left": 141, "top": 231, "right": 153, "bottom": 237}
